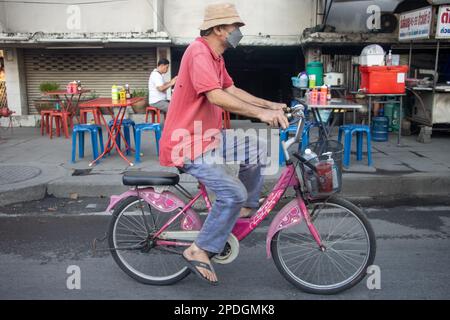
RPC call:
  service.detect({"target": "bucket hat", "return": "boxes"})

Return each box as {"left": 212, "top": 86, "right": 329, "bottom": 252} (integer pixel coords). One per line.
{"left": 199, "top": 3, "right": 245, "bottom": 31}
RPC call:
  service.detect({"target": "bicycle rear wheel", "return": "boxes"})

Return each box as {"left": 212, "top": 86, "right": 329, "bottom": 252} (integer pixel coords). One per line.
{"left": 271, "top": 196, "right": 376, "bottom": 294}
{"left": 108, "top": 196, "right": 197, "bottom": 285}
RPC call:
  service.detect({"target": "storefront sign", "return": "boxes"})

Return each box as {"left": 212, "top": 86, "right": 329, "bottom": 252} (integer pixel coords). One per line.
{"left": 399, "top": 6, "right": 432, "bottom": 40}
{"left": 436, "top": 5, "right": 450, "bottom": 39}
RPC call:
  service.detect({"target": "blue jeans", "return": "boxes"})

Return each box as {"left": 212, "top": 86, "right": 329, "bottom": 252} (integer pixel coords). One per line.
{"left": 182, "top": 130, "right": 267, "bottom": 253}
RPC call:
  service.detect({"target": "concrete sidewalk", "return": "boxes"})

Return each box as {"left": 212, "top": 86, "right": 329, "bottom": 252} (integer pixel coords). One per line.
{"left": 1, "top": 121, "right": 450, "bottom": 206}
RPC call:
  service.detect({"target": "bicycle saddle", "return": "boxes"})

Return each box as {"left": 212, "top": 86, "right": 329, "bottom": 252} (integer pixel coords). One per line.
{"left": 122, "top": 171, "right": 180, "bottom": 186}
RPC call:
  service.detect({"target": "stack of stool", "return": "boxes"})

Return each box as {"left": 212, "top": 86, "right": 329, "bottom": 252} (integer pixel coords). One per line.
{"left": 40, "top": 110, "right": 53, "bottom": 136}
{"left": 50, "top": 111, "right": 73, "bottom": 139}
{"left": 338, "top": 124, "right": 373, "bottom": 168}
{"left": 71, "top": 124, "right": 104, "bottom": 163}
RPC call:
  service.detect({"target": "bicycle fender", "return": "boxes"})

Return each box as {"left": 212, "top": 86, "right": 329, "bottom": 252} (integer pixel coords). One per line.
{"left": 106, "top": 188, "right": 202, "bottom": 231}
{"left": 266, "top": 198, "right": 304, "bottom": 258}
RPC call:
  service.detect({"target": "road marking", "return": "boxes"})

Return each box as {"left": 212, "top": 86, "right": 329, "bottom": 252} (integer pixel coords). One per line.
{"left": 0, "top": 212, "right": 111, "bottom": 218}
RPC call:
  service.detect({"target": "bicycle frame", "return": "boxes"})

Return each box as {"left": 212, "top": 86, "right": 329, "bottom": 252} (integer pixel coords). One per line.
{"left": 106, "top": 162, "right": 324, "bottom": 258}
{"left": 106, "top": 103, "right": 324, "bottom": 258}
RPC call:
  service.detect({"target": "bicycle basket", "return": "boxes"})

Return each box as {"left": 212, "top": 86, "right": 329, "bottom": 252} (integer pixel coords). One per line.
{"left": 298, "top": 140, "right": 343, "bottom": 200}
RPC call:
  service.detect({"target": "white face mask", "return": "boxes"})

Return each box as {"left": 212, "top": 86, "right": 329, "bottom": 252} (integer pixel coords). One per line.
{"left": 225, "top": 27, "right": 243, "bottom": 49}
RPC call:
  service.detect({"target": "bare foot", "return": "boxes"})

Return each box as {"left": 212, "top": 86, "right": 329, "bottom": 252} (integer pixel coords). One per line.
{"left": 239, "top": 207, "right": 253, "bottom": 218}
{"left": 183, "top": 243, "right": 218, "bottom": 283}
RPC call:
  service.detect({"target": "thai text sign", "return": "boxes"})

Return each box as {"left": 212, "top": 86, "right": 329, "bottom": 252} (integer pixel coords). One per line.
{"left": 399, "top": 6, "right": 432, "bottom": 40}
{"left": 436, "top": 5, "right": 450, "bottom": 39}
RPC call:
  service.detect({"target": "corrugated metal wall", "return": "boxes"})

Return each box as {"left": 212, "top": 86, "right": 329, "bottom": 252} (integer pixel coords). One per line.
{"left": 24, "top": 48, "right": 156, "bottom": 114}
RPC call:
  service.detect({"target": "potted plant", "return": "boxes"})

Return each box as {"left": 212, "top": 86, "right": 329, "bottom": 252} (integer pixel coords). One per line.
{"left": 35, "top": 82, "right": 60, "bottom": 113}
{"left": 130, "top": 88, "right": 148, "bottom": 114}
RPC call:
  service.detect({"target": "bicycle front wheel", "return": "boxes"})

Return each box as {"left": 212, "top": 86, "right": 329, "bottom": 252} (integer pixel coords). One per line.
{"left": 271, "top": 196, "right": 376, "bottom": 294}
{"left": 108, "top": 196, "right": 197, "bottom": 285}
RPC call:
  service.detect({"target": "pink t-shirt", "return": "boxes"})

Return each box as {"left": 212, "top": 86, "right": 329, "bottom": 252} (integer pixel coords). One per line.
{"left": 159, "top": 37, "right": 234, "bottom": 167}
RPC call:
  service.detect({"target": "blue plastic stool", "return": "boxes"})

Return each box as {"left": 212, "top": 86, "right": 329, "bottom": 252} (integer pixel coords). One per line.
{"left": 279, "top": 121, "right": 321, "bottom": 165}
{"left": 71, "top": 124, "right": 104, "bottom": 163}
{"left": 108, "top": 119, "right": 135, "bottom": 155}
{"left": 338, "top": 124, "right": 373, "bottom": 168}
{"left": 134, "top": 123, "right": 161, "bottom": 163}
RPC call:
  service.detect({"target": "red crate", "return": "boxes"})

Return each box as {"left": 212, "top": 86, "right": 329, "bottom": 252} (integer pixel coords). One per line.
{"left": 359, "top": 66, "right": 408, "bottom": 94}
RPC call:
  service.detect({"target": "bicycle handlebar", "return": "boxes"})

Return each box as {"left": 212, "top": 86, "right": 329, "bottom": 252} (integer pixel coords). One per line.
{"left": 281, "top": 103, "right": 307, "bottom": 163}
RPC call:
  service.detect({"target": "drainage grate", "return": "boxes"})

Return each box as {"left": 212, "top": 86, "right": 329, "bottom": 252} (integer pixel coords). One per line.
{"left": 72, "top": 169, "right": 93, "bottom": 176}
{"left": 0, "top": 165, "right": 42, "bottom": 185}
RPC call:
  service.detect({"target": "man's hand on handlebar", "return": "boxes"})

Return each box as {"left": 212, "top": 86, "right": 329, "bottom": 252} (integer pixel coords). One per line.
{"left": 267, "top": 102, "right": 287, "bottom": 111}
{"left": 259, "top": 108, "right": 289, "bottom": 129}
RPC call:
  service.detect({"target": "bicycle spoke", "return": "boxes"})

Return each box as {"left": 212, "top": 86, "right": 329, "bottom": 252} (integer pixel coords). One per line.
{"left": 275, "top": 199, "right": 374, "bottom": 292}
{"left": 111, "top": 197, "right": 198, "bottom": 283}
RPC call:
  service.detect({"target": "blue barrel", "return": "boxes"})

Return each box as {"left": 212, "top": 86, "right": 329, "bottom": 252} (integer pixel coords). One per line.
{"left": 372, "top": 116, "right": 389, "bottom": 142}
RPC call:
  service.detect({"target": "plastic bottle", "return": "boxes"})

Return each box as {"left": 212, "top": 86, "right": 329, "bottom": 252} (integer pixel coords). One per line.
{"left": 311, "top": 88, "right": 318, "bottom": 103}
{"left": 119, "top": 86, "right": 126, "bottom": 101}
{"left": 304, "top": 148, "right": 318, "bottom": 164}
{"left": 125, "top": 84, "right": 131, "bottom": 99}
{"left": 308, "top": 74, "right": 316, "bottom": 89}
{"left": 303, "top": 148, "right": 319, "bottom": 195}
{"left": 111, "top": 85, "right": 119, "bottom": 101}
{"left": 386, "top": 50, "right": 392, "bottom": 66}
{"left": 324, "top": 152, "right": 339, "bottom": 190}
{"left": 327, "top": 85, "right": 332, "bottom": 100}
{"left": 320, "top": 85, "right": 328, "bottom": 102}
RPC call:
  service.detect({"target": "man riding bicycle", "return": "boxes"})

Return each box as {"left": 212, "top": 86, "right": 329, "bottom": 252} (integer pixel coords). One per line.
{"left": 159, "top": 3, "right": 289, "bottom": 285}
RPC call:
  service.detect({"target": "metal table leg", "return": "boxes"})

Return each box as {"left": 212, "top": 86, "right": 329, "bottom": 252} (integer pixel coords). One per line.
{"left": 313, "top": 108, "right": 330, "bottom": 140}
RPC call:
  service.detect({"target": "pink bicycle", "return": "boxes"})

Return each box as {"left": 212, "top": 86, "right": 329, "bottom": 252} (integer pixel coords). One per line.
{"left": 105, "top": 104, "right": 376, "bottom": 294}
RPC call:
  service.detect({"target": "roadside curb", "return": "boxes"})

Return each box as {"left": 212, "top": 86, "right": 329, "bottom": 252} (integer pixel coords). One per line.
{"left": 46, "top": 171, "right": 450, "bottom": 207}
{"left": 2, "top": 166, "right": 450, "bottom": 206}
{"left": 0, "top": 164, "right": 67, "bottom": 206}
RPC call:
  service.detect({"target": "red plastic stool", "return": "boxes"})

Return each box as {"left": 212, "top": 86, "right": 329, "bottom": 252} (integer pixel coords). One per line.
{"left": 145, "top": 106, "right": 161, "bottom": 123}
{"left": 50, "top": 111, "right": 73, "bottom": 139}
{"left": 40, "top": 110, "right": 53, "bottom": 136}
{"left": 79, "top": 108, "right": 101, "bottom": 124}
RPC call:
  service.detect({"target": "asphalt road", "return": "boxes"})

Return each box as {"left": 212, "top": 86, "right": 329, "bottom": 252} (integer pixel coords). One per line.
{"left": 0, "top": 197, "right": 449, "bottom": 300}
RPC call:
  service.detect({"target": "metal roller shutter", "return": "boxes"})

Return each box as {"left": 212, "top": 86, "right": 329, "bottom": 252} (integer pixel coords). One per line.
{"left": 24, "top": 48, "right": 156, "bottom": 114}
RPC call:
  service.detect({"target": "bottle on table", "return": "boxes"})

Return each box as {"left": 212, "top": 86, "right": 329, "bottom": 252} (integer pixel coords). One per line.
{"left": 386, "top": 50, "right": 392, "bottom": 66}
{"left": 125, "top": 84, "right": 131, "bottom": 99}
{"left": 311, "top": 87, "right": 318, "bottom": 103}
{"left": 308, "top": 74, "right": 316, "bottom": 88}
{"left": 76, "top": 80, "right": 82, "bottom": 92}
{"left": 119, "top": 86, "right": 126, "bottom": 101}
{"left": 111, "top": 85, "right": 119, "bottom": 101}
{"left": 320, "top": 85, "right": 328, "bottom": 102}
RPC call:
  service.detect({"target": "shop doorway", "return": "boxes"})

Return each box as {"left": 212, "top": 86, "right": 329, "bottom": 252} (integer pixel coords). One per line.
{"left": 171, "top": 46, "right": 304, "bottom": 120}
